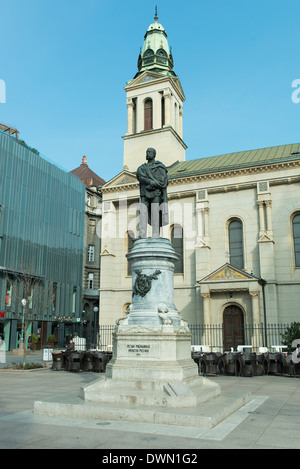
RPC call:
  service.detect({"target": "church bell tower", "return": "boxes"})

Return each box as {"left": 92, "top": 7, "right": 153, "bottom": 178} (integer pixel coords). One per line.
{"left": 122, "top": 10, "right": 187, "bottom": 172}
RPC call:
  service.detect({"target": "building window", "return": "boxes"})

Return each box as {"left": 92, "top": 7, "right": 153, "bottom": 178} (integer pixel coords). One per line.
{"left": 132, "top": 97, "right": 137, "bottom": 133}
{"left": 27, "top": 286, "right": 33, "bottom": 310}
{"left": 228, "top": 219, "right": 244, "bottom": 269}
{"left": 88, "top": 245, "right": 95, "bottom": 262}
{"left": 72, "top": 287, "right": 77, "bottom": 313}
{"left": 88, "top": 219, "right": 96, "bottom": 234}
{"left": 5, "top": 277, "right": 12, "bottom": 307}
{"left": 161, "top": 96, "right": 165, "bottom": 127}
{"left": 0, "top": 205, "right": 4, "bottom": 237}
{"left": 144, "top": 98, "right": 153, "bottom": 130}
{"left": 171, "top": 224, "right": 184, "bottom": 274}
{"left": 87, "top": 273, "right": 94, "bottom": 290}
{"left": 292, "top": 213, "right": 300, "bottom": 267}
{"left": 52, "top": 283, "right": 57, "bottom": 311}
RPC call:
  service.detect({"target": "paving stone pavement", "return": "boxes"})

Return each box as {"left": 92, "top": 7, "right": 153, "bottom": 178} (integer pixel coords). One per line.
{"left": 1, "top": 352, "right": 300, "bottom": 450}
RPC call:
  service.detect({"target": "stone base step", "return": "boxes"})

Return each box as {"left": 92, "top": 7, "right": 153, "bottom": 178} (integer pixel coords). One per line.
{"left": 34, "top": 389, "right": 252, "bottom": 429}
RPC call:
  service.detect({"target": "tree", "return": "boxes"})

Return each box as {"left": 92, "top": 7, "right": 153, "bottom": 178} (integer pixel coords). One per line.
{"left": 281, "top": 322, "right": 300, "bottom": 353}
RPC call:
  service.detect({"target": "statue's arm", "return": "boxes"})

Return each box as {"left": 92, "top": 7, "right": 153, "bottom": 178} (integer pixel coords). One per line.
{"left": 137, "top": 166, "right": 156, "bottom": 188}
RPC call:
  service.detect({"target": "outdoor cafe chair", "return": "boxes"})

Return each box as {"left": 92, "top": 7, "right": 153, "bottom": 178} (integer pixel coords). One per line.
{"left": 266, "top": 352, "right": 283, "bottom": 375}
{"left": 222, "top": 352, "right": 241, "bottom": 376}
{"left": 92, "top": 351, "right": 111, "bottom": 372}
{"left": 81, "top": 352, "right": 94, "bottom": 372}
{"left": 238, "top": 352, "right": 257, "bottom": 377}
{"left": 281, "top": 354, "right": 297, "bottom": 376}
{"left": 200, "top": 352, "right": 223, "bottom": 376}
{"left": 254, "top": 353, "right": 268, "bottom": 375}
{"left": 51, "top": 351, "right": 65, "bottom": 371}
{"left": 66, "top": 351, "right": 81, "bottom": 372}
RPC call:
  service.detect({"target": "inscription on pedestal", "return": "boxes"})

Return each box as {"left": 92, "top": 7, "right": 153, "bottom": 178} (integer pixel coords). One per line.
{"left": 127, "top": 344, "right": 151, "bottom": 356}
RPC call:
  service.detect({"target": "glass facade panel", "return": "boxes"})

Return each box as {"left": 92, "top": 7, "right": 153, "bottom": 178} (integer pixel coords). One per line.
{"left": 0, "top": 130, "right": 85, "bottom": 347}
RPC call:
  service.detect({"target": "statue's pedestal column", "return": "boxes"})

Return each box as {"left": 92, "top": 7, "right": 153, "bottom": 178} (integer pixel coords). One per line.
{"left": 126, "top": 237, "right": 182, "bottom": 325}
{"left": 34, "top": 237, "right": 252, "bottom": 428}
{"left": 81, "top": 238, "right": 221, "bottom": 407}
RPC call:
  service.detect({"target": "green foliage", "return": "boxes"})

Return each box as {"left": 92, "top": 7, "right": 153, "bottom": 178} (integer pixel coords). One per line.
{"left": 31, "top": 333, "right": 39, "bottom": 343}
{"left": 10, "top": 362, "right": 45, "bottom": 370}
{"left": 281, "top": 322, "right": 300, "bottom": 352}
{"left": 48, "top": 334, "right": 56, "bottom": 342}
{"left": 23, "top": 362, "right": 44, "bottom": 369}
{"left": 18, "top": 139, "right": 40, "bottom": 155}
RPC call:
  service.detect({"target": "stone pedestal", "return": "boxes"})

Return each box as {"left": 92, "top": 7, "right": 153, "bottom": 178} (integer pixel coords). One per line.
{"left": 34, "top": 238, "right": 252, "bottom": 428}
{"left": 81, "top": 323, "right": 221, "bottom": 408}
{"left": 81, "top": 238, "right": 221, "bottom": 407}
{"left": 126, "top": 237, "right": 181, "bottom": 325}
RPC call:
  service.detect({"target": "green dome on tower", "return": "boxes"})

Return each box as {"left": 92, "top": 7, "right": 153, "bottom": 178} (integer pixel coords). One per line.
{"left": 135, "top": 9, "right": 176, "bottom": 78}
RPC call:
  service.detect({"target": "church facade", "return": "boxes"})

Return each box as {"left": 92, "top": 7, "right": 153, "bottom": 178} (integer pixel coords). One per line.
{"left": 99, "top": 13, "right": 300, "bottom": 349}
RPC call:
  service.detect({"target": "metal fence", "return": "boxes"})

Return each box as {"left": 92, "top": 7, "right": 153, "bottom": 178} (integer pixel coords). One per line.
{"left": 189, "top": 323, "right": 290, "bottom": 352}
{"left": 96, "top": 323, "right": 291, "bottom": 353}
{"left": 97, "top": 325, "right": 115, "bottom": 351}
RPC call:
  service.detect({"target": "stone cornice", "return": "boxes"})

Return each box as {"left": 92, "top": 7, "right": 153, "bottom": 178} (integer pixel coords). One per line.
{"left": 169, "top": 159, "right": 300, "bottom": 185}
{"left": 122, "top": 125, "right": 187, "bottom": 149}
{"left": 100, "top": 160, "right": 300, "bottom": 195}
{"left": 125, "top": 72, "right": 185, "bottom": 102}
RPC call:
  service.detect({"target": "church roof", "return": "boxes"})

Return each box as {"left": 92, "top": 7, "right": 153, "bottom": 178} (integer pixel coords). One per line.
{"left": 168, "top": 143, "right": 300, "bottom": 178}
{"left": 70, "top": 156, "right": 106, "bottom": 188}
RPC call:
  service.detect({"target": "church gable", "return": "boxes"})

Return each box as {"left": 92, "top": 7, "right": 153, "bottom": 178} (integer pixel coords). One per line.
{"left": 199, "top": 264, "right": 255, "bottom": 283}
{"left": 125, "top": 71, "right": 184, "bottom": 99}
{"left": 101, "top": 170, "right": 137, "bottom": 189}
{"left": 126, "top": 71, "right": 163, "bottom": 88}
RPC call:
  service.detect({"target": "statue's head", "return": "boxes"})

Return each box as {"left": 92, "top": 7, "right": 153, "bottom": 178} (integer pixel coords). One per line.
{"left": 146, "top": 148, "right": 156, "bottom": 161}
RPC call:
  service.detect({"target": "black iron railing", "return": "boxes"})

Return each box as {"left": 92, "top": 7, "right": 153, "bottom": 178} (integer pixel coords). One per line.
{"left": 95, "top": 323, "right": 291, "bottom": 353}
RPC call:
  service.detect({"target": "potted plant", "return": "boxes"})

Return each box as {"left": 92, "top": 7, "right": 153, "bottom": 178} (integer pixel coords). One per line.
{"left": 31, "top": 333, "right": 41, "bottom": 351}
{"left": 48, "top": 334, "right": 58, "bottom": 348}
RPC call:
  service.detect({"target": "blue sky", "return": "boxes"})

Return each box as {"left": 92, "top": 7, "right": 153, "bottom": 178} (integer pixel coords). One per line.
{"left": 1, "top": 0, "right": 299, "bottom": 182}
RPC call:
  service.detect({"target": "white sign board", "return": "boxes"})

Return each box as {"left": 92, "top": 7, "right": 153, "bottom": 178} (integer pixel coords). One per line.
{"left": 43, "top": 348, "right": 53, "bottom": 361}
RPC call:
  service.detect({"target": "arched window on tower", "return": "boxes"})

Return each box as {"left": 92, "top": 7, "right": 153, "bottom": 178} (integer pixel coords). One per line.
{"left": 228, "top": 219, "right": 244, "bottom": 269}
{"left": 171, "top": 224, "right": 184, "bottom": 274}
{"left": 174, "top": 102, "right": 178, "bottom": 132}
{"left": 292, "top": 213, "right": 300, "bottom": 267}
{"left": 132, "top": 97, "right": 137, "bottom": 134}
{"left": 161, "top": 96, "right": 165, "bottom": 127}
{"left": 144, "top": 98, "right": 153, "bottom": 130}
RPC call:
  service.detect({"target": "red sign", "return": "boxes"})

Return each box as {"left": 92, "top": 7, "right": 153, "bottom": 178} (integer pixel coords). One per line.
{"left": 0, "top": 312, "right": 5, "bottom": 318}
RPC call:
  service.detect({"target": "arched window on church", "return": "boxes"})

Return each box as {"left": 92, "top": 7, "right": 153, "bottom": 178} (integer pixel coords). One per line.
{"left": 144, "top": 98, "right": 153, "bottom": 130}
{"left": 292, "top": 213, "right": 300, "bottom": 267}
{"left": 228, "top": 219, "right": 244, "bottom": 269}
{"left": 171, "top": 224, "right": 184, "bottom": 274}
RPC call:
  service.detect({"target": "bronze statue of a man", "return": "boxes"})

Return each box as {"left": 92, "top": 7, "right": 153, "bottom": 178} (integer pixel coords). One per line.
{"left": 137, "top": 148, "right": 169, "bottom": 238}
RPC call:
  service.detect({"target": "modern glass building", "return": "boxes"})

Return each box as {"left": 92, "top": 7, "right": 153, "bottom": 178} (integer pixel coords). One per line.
{"left": 0, "top": 128, "right": 85, "bottom": 350}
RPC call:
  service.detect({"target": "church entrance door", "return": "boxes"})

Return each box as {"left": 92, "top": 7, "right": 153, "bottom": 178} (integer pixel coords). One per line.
{"left": 223, "top": 305, "right": 244, "bottom": 351}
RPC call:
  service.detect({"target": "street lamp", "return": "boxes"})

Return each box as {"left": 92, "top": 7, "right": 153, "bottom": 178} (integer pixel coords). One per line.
{"left": 93, "top": 306, "right": 99, "bottom": 348}
{"left": 258, "top": 278, "right": 267, "bottom": 347}
{"left": 21, "top": 299, "right": 26, "bottom": 347}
